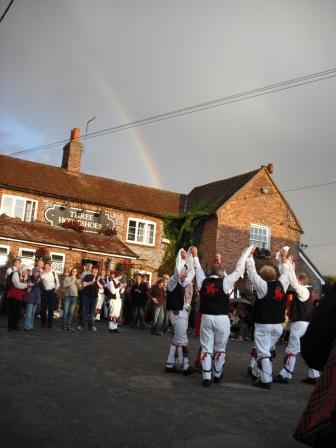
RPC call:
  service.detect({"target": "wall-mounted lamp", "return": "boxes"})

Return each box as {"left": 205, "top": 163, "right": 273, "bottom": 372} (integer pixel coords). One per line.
{"left": 261, "top": 187, "right": 269, "bottom": 194}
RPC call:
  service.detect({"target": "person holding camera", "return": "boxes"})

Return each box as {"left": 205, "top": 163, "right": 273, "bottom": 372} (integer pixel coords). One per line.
{"left": 40, "top": 261, "right": 60, "bottom": 329}
{"left": 78, "top": 265, "right": 100, "bottom": 332}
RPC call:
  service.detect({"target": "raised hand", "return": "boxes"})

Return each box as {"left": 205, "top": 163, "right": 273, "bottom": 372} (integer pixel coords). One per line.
{"left": 180, "top": 249, "right": 187, "bottom": 260}
{"left": 190, "top": 246, "right": 198, "bottom": 257}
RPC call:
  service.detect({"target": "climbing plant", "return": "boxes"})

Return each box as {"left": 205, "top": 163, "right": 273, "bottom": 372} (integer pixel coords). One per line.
{"left": 158, "top": 209, "right": 211, "bottom": 276}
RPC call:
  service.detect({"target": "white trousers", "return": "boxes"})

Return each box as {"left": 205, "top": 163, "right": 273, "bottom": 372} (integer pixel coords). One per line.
{"left": 254, "top": 323, "right": 283, "bottom": 383}
{"left": 200, "top": 314, "right": 230, "bottom": 380}
{"left": 279, "top": 321, "right": 320, "bottom": 380}
{"left": 166, "top": 310, "right": 190, "bottom": 370}
{"left": 169, "top": 310, "right": 189, "bottom": 346}
{"left": 95, "top": 292, "right": 105, "bottom": 320}
{"left": 109, "top": 298, "right": 122, "bottom": 330}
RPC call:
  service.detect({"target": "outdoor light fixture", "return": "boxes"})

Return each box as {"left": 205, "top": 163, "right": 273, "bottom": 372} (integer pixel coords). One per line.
{"left": 261, "top": 187, "right": 269, "bottom": 194}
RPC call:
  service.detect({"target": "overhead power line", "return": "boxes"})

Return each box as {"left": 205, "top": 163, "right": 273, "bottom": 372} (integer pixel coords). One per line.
{"left": 283, "top": 180, "right": 336, "bottom": 193}
{"left": 0, "top": 0, "right": 14, "bottom": 23}
{"left": 302, "top": 241, "right": 336, "bottom": 248}
{"left": 8, "top": 67, "right": 336, "bottom": 156}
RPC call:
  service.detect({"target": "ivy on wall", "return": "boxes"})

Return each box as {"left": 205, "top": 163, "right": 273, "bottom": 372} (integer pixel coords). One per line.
{"left": 158, "top": 210, "right": 211, "bottom": 276}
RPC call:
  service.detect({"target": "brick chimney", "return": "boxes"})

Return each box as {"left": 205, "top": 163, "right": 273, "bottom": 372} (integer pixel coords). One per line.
{"left": 267, "top": 163, "right": 274, "bottom": 174}
{"left": 61, "top": 128, "right": 83, "bottom": 174}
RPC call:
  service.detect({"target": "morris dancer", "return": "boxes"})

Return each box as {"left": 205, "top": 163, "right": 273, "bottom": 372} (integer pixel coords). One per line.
{"left": 274, "top": 271, "right": 320, "bottom": 385}
{"left": 95, "top": 269, "right": 106, "bottom": 321}
{"left": 192, "top": 245, "right": 254, "bottom": 386}
{"left": 246, "top": 246, "right": 294, "bottom": 389}
{"left": 165, "top": 248, "right": 196, "bottom": 375}
{"left": 108, "top": 269, "right": 125, "bottom": 334}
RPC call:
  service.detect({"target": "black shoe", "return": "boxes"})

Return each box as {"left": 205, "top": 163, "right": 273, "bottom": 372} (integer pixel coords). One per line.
{"left": 113, "top": 329, "right": 119, "bottom": 333}
{"left": 302, "top": 378, "right": 319, "bottom": 385}
{"left": 252, "top": 381, "right": 271, "bottom": 390}
{"left": 164, "top": 366, "right": 180, "bottom": 374}
{"left": 273, "top": 375, "right": 289, "bottom": 384}
{"left": 213, "top": 375, "right": 223, "bottom": 384}
{"left": 202, "top": 379, "right": 211, "bottom": 387}
{"left": 183, "top": 366, "right": 197, "bottom": 376}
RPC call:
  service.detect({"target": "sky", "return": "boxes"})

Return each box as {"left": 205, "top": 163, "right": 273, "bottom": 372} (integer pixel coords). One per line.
{"left": 0, "top": 0, "right": 335, "bottom": 275}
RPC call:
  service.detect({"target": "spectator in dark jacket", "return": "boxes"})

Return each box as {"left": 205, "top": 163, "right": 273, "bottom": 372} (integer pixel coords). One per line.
{"left": 147, "top": 278, "right": 165, "bottom": 335}
{"left": 131, "top": 274, "right": 148, "bottom": 329}
{"left": 78, "top": 266, "right": 100, "bottom": 332}
{"left": 24, "top": 268, "right": 42, "bottom": 331}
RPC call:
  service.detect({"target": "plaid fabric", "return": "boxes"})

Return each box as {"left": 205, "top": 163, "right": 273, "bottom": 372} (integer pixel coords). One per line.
{"left": 293, "top": 342, "right": 336, "bottom": 446}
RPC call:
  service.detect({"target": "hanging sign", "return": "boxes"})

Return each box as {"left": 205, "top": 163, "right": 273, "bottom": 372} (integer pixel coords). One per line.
{"left": 45, "top": 205, "right": 116, "bottom": 234}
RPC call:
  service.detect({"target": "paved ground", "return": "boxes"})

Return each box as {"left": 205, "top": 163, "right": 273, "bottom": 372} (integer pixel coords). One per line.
{"left": 0, "top": 317, "right": 312, "bottom": 448}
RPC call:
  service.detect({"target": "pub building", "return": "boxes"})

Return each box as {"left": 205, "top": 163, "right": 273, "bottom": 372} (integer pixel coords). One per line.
{"left": 0, "top": 128, "right": 324, "bottom": 297}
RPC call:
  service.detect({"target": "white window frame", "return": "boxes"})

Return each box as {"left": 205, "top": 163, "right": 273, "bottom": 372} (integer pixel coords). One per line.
{"left": 249, "top": 224, "right": 271, "bottom": 250}
{"left": 0, "top": 244, "right": 10, "bottom": 267}
{"left": 0, "top": 194, "right": 38, "bottom": 222}
{"left": 50, "top": 252, "right": 65, "bottom": 274}
{"left": 19, "top": 247, "right": 36, "bottom": 269}
{"left": 126, "top": 218, "right": 156, "bottom": 247}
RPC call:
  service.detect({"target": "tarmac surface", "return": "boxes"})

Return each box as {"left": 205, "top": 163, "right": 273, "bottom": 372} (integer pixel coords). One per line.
{"left": 0, "top": 317, "right": 313, "bottom": 448}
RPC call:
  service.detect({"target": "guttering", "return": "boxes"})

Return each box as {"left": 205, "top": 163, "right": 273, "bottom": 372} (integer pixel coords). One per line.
{"left": 0, "top": 236, "right": 138, "bottom": 260}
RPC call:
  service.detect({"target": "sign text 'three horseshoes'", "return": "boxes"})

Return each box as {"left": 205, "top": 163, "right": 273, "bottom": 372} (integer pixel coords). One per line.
{"left": 45, "top": 205, "right": 116, "bottom": 233}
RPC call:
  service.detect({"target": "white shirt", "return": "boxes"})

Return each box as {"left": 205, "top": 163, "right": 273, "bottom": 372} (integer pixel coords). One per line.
{"left": 167, "top": 248, "right": 196, "bottom": 292}
{"left": 108, "top": 279, "right": 125, "bottom": 299}
{"left": 5, "top": 266, "right": 18, "bottom": 279}
{"left": 193, "top": 246, "right": 254, "bottom": 294}
{"left": 245, "top": 257, "right": 305, "bottom": 300}
{"left": 41, "top": 270, "right": 60, "bottom": 291}
{"left": 11, "top": 271, "right": 27, "bottom": 289}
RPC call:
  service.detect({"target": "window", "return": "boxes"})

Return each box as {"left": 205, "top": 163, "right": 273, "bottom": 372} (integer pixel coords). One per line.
{"left": 81, "top": 259, "right": 100, "bottom": 268}
{"left": 50, "top": 252, "right": 65, "bottom": 274}
{"left": 0, "top": 245, "right": 9, "bottom": 267}
{"left": 126, "top": 218, "right": 156, "bottom": 246}
{"left": 1, "top": 194, "right": 37, "bottom": 222}
{"left": 249, "top": 224, "right": 270, "bottom": 249}
{"left": 19, "top": 248, "right": 36, "bottom": 269}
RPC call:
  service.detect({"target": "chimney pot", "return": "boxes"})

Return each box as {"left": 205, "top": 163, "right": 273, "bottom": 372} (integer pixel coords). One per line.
{"left": 267, "top": 163, "right": 274, "bottom": 174}
{"left": 70, "top": 128, "right": 80, "bottom": 141}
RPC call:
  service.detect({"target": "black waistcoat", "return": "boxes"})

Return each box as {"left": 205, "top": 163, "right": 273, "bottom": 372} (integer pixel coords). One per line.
{"left": 254, "top": 280, "right": 286, "bottom": 324}
{"left": 199, "top": 277, "right": 230, "bottom": 315}
{"left": 291, "top": 291, "right": 313, "bottom": 322}
{"left": 166, "top": 283, "right": 185, "bottom": 311}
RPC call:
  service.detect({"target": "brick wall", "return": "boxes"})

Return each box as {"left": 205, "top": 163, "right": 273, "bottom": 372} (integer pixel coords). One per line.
{"left": 0, "top": 188, "right": 166, "bottom": 282}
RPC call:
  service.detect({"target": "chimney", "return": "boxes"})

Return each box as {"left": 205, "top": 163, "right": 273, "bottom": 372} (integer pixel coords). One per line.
{"left": 267, "top": 163, "right": 274, "bottom": 174}
{"left": 61, "top": 128, "right": 83, "bottom": 174}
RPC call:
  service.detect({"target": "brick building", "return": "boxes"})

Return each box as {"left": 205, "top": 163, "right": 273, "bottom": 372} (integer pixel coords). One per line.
{"left": 0, "top": 128, "right": 324, "bottom": 296}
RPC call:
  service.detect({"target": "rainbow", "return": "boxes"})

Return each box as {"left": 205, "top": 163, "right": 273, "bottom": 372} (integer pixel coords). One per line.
{"left": 108, "top": 90, "right": 163, "bottom": 190}
{"left": 75, "top": 41, "right": 163, "bottom": 190}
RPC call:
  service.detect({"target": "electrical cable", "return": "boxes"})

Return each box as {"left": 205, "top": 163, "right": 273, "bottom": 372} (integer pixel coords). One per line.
{"left": 8, "top": 67, "right": 336, "bottom": 156}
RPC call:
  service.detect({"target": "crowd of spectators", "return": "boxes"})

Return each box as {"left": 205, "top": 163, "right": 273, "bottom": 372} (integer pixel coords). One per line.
{"left": 0, "top": 258, "right": 260, "bottom": 337}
